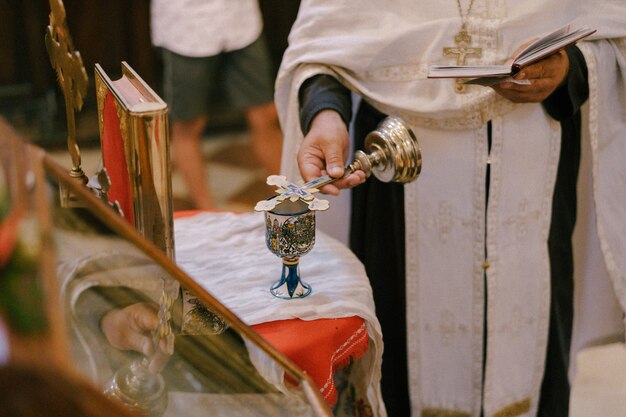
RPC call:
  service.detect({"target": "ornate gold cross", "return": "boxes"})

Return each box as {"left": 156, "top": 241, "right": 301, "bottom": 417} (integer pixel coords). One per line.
{"left": 443, "top": 25, "right": 482, "bottom": 93}
{"left": 45, "top": 0, "right": 88, "bottom": 182}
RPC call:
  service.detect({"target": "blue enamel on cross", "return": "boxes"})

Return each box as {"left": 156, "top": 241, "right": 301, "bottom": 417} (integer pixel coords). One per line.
{"left": 254, "top": 175, "right": 331, "bottom": 212}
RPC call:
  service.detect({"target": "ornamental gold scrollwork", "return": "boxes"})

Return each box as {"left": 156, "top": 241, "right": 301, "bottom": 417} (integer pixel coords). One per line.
{"left": 45, "top": 0, "right": 88, "bottom": 183}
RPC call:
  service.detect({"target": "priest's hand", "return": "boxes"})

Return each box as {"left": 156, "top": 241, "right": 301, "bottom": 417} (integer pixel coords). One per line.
{"left": 492, "top": 49, "right": 569, "bottom": 103}
{"left": 100, "top": 303, "right": 173, "bottom": 374}
{"left": 297, "top": 109, "right": 366, "bottom": 195}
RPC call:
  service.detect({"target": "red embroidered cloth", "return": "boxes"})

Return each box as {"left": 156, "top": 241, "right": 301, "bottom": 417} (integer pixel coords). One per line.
{"left": 252, "top": 316, "right": 368, "bottom": 407}
{"left": 173, "top": 210, "right": 370, "bottom": 407}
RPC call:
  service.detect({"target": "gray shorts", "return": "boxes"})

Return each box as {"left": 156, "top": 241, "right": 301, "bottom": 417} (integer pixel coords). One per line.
{"left": 162, "top": 36, "right": 275, "bottom": 121}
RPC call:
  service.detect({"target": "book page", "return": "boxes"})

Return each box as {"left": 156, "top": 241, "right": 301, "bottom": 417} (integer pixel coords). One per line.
{"left": 427, "top": 64, "right": 511, "bottom": 78}
{"left": 465, "top": 76, "right": 532, "bottom": 87}
{"left": 514, "top": 26, "right": 596, "bottom": 68}
{"left": 427, "top": 23, "right": 595, "bottom": 80}
{"left": 514, "top": 25, "right": 571, "bottom": 61}
{"left": 111, "top": 76, "right": 144, "bottom": 107}
{"left": 112, "top": 76, "right": 164, "bottom": 112}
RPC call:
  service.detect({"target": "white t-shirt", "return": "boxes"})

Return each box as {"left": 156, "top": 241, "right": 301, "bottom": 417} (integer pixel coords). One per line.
{"left": 150, "top": 0, "right": 263, "bottom": 57}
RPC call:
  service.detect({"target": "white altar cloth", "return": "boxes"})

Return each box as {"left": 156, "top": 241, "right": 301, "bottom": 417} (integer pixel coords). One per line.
{"left": 173, "top": 211, "right": 385, "bottom": 415}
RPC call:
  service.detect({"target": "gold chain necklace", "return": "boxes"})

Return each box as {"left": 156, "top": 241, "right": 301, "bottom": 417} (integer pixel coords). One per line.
{"left": 455, "top": 0, "right": 476, "bottom": 42}
{"left": 443, "top": 0, "right": 482, "bottom": 93}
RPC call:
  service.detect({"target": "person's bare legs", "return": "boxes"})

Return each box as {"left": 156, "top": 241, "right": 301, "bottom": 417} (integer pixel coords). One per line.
{"left": 170, "top": 116, "right": 214, "bottom": 210}
{"left": 245, "top": 101, "right": 283, "bottom": 175}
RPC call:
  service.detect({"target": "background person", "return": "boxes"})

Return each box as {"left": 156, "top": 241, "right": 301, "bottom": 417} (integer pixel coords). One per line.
{"left": 151, "top": 0, "right": 283, "bottom": 209}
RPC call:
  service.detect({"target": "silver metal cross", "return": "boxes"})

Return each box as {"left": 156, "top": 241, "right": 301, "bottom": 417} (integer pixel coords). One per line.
{"left": 255, "top": 175, "right": 331, "bottom": 212}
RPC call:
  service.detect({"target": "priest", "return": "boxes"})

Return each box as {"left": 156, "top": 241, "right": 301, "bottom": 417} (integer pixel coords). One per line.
{"left": 275, "top": 1, "right": 626, "bottom": 416}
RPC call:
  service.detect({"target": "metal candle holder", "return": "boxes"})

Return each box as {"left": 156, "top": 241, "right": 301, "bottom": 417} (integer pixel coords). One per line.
{"left": 349, "top": 116, "right": 422, "bottom": 183}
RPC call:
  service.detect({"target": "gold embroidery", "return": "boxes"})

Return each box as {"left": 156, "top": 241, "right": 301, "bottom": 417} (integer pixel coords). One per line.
{"left": 503, "top": 198, "right": 541, "bottom": 239}
{"left": 424, "top": 200, "right": 474, "bottom": 243}
{"left": 422, "top": 409, "right": 471, "bottom": 417}
{"left": 439, "top": 309, "right": 457, "bottom": 346}
{"left": 420, "top": 398, "right": 531, "bottom": 417}
{"left": 493, "top": 398, "right": 531, "bottom": 417}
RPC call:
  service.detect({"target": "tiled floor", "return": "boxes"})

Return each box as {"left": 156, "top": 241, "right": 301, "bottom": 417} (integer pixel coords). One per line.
{"left": 47, "top": 129, "right": 272, "bottom": 213}
{"left": 172, "top": 131, "right": 276, "bottom": 212}
{"left": 571, "top": 343, "right": 626, "bottom": 416}
{"left": 45, "top": 129, "right": 626, "bottom": 416}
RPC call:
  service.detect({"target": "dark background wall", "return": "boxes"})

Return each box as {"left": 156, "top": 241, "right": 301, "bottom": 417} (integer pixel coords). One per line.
{"left": 0, "top": 0, "right": 301, "bottom": 146}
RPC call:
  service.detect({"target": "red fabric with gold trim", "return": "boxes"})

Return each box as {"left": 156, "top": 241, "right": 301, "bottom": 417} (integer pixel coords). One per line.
{"left": 173, "top": 210, "right": 370, "bottom": 408}
{"left": 252, "top": 316, "right": 368, "bottom": 407}
{"left": 101, "top": 91, "right": 133, "bottom": 224}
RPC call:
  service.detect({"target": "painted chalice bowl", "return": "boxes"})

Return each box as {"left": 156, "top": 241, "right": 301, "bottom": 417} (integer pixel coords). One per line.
{"left": 264, "top": 199, "right": 316, "bottom": 299}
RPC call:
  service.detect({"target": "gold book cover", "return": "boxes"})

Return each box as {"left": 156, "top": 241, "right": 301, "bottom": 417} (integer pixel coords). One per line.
{"left": 94, "top": 62, "right": 174, "bottom": 258}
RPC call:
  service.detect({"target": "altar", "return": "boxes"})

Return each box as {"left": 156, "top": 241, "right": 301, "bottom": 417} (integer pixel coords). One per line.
{"left": 0, "top": 2, "right": 387, "bottom": 414}
{"left": 0, "top": 116, "right": 387, "bottom": 417}
{"left": 173, "top": 210, "right": 383, "bottom": 410}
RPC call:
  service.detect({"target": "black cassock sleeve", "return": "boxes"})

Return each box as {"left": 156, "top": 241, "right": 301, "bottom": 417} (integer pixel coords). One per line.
{"left": 542, "top": 45, "right": 589, "bottom": 120}
{"left": 298, "top": 74, "right": 352, "bottom": 135}
{"left": 539, "top": 44, "right": 589, "bottom": 417}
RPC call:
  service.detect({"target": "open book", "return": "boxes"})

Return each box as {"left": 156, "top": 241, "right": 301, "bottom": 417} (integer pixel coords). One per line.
{"left": 428, "top": 24, "right": 596, "bottom": 83}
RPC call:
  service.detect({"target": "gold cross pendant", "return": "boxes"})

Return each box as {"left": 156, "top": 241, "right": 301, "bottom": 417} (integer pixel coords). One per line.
{"left": 443, "top": 25, "right": 482, "bottom": 93}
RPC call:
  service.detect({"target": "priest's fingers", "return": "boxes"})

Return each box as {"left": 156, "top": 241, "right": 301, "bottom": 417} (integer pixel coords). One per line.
{"left": 298, "top": 149, "right": 344, "bottom": 195}
{"left": 100, "top": 303, "right": 159, "bottom": 356}
{"left": 517, "top": 50, "right": 569, "bottom": 86}
{"left": 493, "top": 51, "right": 569, "bottom": 103}
{"left": 493, "top": 78, "right": 560, "bottom": 102}
{"left": 492, "top": 49, "right": 569, "bottom": 102}
{"left": 332, "top": 170, "right": 367, "bottom": 190}
{"left": 298, "top": 110, "right": 356, "bottom": 194}
{"left": 492, "top": 82, "right": 550, "bottom": 103}
{"left": 514, "top": 51, "right": 568, "bottom": 92}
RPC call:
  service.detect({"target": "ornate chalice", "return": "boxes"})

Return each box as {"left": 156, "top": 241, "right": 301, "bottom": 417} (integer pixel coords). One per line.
{"left": 256, "top": 115, "right": 421, "bottom": 299}
{"left": 264, "top": 199, "right": 316, "bottom": 299}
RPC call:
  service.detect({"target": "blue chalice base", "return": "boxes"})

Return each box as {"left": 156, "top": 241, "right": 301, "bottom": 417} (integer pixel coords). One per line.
{"left": 270, "top": 258, "right": 312, "bottom": 299}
